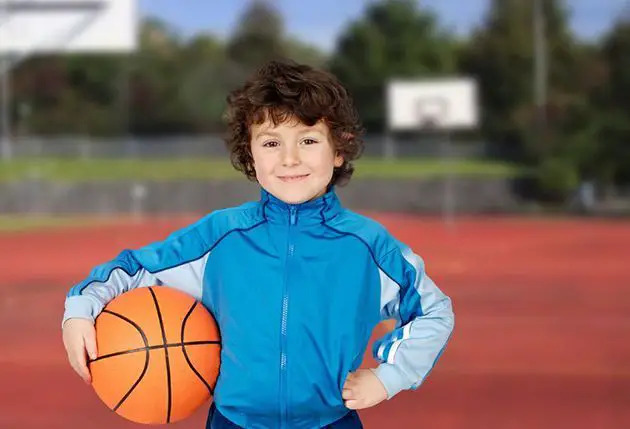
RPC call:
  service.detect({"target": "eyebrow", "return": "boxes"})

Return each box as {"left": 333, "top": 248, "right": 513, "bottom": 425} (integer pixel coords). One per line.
{"left": 253, "top": 131, "right": 280, "bottom": 140}
{"left": 300, "top": 129, "right": 326, "bottom": 137}
{"left": 254, "top": 128, "right": 326, "bottom": 140}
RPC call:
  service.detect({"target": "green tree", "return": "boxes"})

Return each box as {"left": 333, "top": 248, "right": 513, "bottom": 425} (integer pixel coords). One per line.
{"left": 226, "top": 1, "right": 286, "bottom": 78}
{"left": 594, "top": 17, "right": 630, "bottom": 185}
{"left": 13, "top": 53, "right": 128, "bottom": 135}
{"left": 175, "top": 35, "right": 236, "bottom": 133}
{"left": 127, "top": 18, "right": 195, "bottom": 134}
{"left": 13, "top": 57, "right": 70, "bottom": 134}
{"left": 284, "top": 39, "right": 328, "bottom": 68}
{"left": 602, "top": 17, "right": 630, "bottom": 112}
{"left": 459, "top": 0, "right": 580, "bottom": 161}
{"left": 329, "top": 0, "right": 456, "bottom": 132}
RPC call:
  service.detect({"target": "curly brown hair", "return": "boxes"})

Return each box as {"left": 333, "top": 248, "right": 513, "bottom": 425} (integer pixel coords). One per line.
{"left": 223, "top": 60, "right": 364, "bottom": 187}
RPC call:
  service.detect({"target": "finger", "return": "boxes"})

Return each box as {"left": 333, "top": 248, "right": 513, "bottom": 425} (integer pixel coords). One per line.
{"left": 62, "top": 330, "right": 74, "bottom": 355}
{"left": 70, "top": 356, "right": 91, "bottom": 384}
{"left": 342, "top": 388, "right": 354, "bottom": 400}
{"left": 345, "top": 399, "right": 359, "bottom": 410}
{"left": 84, "top": 331, "right": 98, "bottom": 361}
{"left": 74, "top": 343, "right": 92, "bottom": 384}
{"left": 77, "top": 358, "right": 92, "bottom": 384}
{"left": 343, "top": 376, "right": 356, "bottom": 386}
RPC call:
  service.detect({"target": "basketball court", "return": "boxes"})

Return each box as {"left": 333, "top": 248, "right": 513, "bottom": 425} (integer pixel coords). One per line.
{"left": 1, "top": 214, "right": 629, "bottom": 428}
{"left": 1, "top": 1, "right": 628, "bottom": 427}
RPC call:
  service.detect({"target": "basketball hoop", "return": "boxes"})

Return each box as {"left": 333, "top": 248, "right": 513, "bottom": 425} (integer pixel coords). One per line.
{"left": 415, "top": 96, "right": 448, "bottom": 132}
{"left": 387, "top": 78, "right": 478, "bottom": 132}
{"left": 386, "top": 77, "right": 480, "bottom": 229}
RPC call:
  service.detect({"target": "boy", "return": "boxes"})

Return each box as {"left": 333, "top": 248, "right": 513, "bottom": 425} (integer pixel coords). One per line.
{"left": 62, "top": 60, "right": 454, "bottom": 429}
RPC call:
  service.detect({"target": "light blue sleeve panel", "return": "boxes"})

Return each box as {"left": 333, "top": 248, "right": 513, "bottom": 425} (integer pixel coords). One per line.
{"left": 62, "top": 215, "right": 213, "bottom": 326}
{"left": 372, "top": 242, "right": 455, "bottom": 399}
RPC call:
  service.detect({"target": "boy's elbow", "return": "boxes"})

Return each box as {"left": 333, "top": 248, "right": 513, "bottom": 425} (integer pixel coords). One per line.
{"left": 439, "top": 296, "right": 455, "bottom": 333}
{"left": 445, "top": 312, "right": 455, "bottom": 335}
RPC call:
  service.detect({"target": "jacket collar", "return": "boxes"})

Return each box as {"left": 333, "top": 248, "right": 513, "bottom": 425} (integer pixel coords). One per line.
{"left": 259, "top": 187, "right": 342, "bottom": 225}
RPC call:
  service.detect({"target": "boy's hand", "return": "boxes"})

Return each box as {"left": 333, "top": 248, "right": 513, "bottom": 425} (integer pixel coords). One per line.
{"left": 62, "top": 318, "right": 98, "bottom": 384}
{"left": 341, "top": 369, "right": 388, "bottom": 410}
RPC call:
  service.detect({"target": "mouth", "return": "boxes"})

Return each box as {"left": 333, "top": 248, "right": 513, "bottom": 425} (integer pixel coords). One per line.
{"left": 278, "top": 174, "right": 310, "bottom": 182}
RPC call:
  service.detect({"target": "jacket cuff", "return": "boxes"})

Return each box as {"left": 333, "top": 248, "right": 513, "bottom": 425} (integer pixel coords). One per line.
{"left": 372, "top": 363, "right": 414, "bottom": 400}
{"left": 62, "top": 295, "right": 99, "bottom": 328}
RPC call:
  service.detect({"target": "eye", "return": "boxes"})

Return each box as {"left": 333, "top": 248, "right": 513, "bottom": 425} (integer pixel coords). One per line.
{"left": 301, "top": 138, "right": 318, "bottom": 145}
{"left": 263, "top": 140, "right": 279, "bottom": 148}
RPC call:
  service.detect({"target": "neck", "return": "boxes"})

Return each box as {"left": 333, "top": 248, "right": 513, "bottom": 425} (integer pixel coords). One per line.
{"left": 258, "top": 187, "right": 342, "bottom": 225}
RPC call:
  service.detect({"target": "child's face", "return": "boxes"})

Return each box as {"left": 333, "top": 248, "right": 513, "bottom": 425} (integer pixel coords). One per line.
{"left": 250, "top": 117, "right": 343, "bottom": 204}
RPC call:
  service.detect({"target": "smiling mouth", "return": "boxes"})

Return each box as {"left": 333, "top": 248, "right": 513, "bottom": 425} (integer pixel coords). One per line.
{"left": 278, "top": 174, "right": 310, "bottom": 182}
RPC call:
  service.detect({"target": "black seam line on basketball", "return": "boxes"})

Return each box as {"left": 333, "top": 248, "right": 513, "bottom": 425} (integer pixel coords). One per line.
{"left": 148, "top": 287, "right": 172, "bottom": 424}
{"left": 181, "top": 301, "right": 215, "bottom": 395}
{"left": 75, "top": 217, "right": 266, "bottom": 296}
{"left": 89, "top": 341, "right": 221, "bottom": 363}
{"left": 100, "top": 309, "right": 151, "bottom": 413}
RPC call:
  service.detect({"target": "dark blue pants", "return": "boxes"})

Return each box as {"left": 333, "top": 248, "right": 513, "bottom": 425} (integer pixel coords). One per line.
{"left": 206, "top": 403, "right": 363, "bottom": 428}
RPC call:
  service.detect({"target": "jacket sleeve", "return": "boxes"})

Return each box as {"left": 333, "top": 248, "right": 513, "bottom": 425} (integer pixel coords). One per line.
{"left": 371, "top": 241, "right": 454, "bottom": 399}
{"left": 62, "top": 217, "right": 212, "bottom": 327}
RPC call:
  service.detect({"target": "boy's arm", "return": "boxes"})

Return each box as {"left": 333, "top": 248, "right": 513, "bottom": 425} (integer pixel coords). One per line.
{"left": 371, "top": 243, "right": 454, "bottom": 400}
{"left": 63, "top": 220, "right": 210, "bottom": 327}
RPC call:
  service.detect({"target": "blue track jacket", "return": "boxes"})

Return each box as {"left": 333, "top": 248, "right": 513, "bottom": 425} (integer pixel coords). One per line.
{"left": 63, "top": 188, "right": 454, "bottom": 428}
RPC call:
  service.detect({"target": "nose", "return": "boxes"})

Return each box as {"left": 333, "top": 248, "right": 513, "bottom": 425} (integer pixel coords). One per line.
{"left": 281, "top": 144, "right": 300, "bottom": 167}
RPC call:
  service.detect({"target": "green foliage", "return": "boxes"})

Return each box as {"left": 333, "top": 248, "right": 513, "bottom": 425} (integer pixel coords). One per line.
{"left": 226, "top": 1, "right": 286, "bottom": 76}
{"left": 329, "top": 0, "right": 457, "bottom": 131}
{"left": 602, "top": 19, "right": 630, "bottom": 111}
{"left": 536, "top": 157, "right": 579, "bottom": 201}
{"left": 594, "top": 19, "right": 630, "bottom": 185}
{"left": 12, "top": 8, "right": 326, "bottom": 137}
{"left": 459, "top": 0, "right": 580, "bottom": 161}
{"left": 7, "top": 0, "right": 630, "bottom": 192}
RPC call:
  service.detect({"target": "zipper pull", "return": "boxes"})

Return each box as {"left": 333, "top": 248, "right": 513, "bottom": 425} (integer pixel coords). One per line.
{"left": 289, "top": 207, "right": 297, "bottom": 225}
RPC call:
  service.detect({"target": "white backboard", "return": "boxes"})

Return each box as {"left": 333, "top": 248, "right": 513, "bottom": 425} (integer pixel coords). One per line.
{"left": 387, "top": 78, "right": 479, "bottom": 131}
{"left": 0, "top": 0, "right": 137, "bottom": 54}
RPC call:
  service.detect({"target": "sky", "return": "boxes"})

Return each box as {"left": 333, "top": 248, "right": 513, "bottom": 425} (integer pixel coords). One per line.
{"left": 138, "top": 0, "right": 629, "bottom": 52}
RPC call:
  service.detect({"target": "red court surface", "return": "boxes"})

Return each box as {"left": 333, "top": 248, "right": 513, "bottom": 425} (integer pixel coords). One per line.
{"left": 1, "top": 214, "right": 629, "bottom": 428}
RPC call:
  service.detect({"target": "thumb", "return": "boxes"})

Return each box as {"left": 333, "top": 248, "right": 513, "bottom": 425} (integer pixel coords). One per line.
{"left": 84, "top": 329, "right": 98, "bottom": 361}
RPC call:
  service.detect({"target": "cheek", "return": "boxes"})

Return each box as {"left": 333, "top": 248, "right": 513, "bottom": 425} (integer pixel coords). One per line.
{"left": 250, "top": 151, "right": 263, "bottom": 181}
{"left": 251, "top": 151, "right": 273, "bottom": 175}
{"left": 311, "top": 146, "right": 337, "bottom": 171}
{"left": 309, "top": 159, "right": 335, "bottom": 180}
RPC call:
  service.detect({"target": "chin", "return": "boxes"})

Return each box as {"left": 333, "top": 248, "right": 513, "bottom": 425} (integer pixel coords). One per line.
{"left": 278, "top": 193, "right": 311, "bottom": 204}
{"left": 266, "top": 180, "right": 328, "bottom": 204}
{"left": 272, "top": 187, "right": 320, "bottom": 204}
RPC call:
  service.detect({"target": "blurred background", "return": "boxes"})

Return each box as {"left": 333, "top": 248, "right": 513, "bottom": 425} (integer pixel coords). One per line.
{"left": 0, "top": 0, "right": 629, "bottom": 215}
{"left": 0, "top": 1, "right": 629, "bottom": 428}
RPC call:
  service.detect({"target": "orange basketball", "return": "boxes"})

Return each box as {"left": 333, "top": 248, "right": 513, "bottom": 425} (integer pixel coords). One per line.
{"left": 90, "top": 286, "right": 221, "bottom": 424}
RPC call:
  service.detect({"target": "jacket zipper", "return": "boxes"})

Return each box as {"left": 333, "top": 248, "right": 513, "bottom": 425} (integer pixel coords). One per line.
{"left": 280, "top": 206, "right": 297, "bottom": 428}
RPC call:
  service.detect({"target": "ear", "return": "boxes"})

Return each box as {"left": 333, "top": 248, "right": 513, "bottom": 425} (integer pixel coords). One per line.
{"left": 334, "top": 131, "right": 354, "bottom": 168}
{"left": 334, "top": 152, "right": 344, "bottom": 168}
